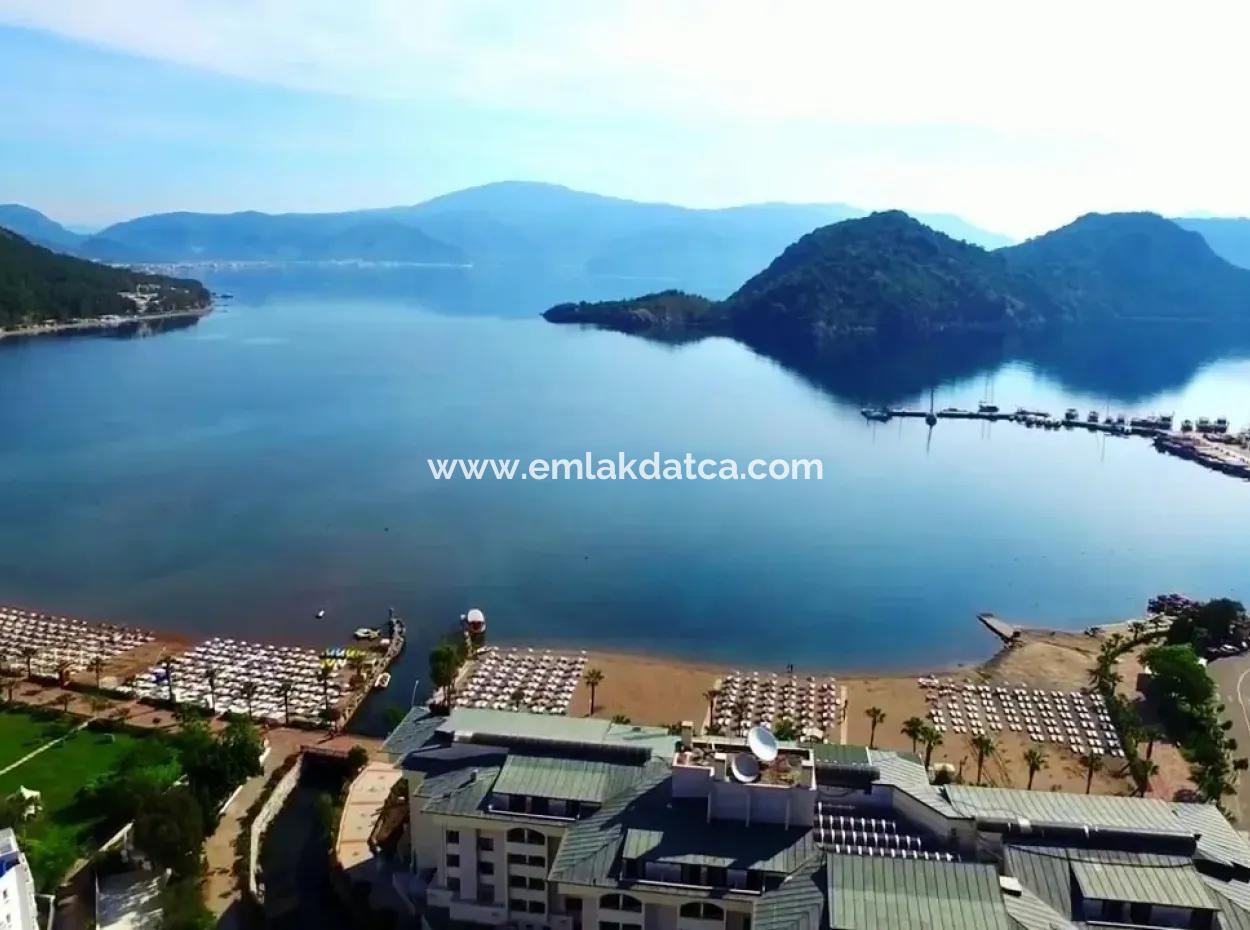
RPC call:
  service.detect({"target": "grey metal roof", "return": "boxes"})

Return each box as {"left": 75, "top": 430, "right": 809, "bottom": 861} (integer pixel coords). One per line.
{"left": 548, "top": 757, "right": 672, "bottom": 886}
{"left": 493, "top": 753, "right": 643, "bottom": 803}
{"left": 753, "top": 856, "right": 827, "bottom": 930}
{"left": 1003, "top": 846, "right": 1072, "bottom": 920}
{"left": 381, "top": 706, "right": 445, "bottom": 759}
{"left": 811, "top": 745, "right": 871, "bottom": 766}
{"left": 871, "top": 750, "right": 961, "bottom": 817}
{"left": 1000, "top": 885, "right": 1077, "bottom": 930}
{"left": 441, "top": 708, "right": 676, "bottom": 757}
{"left": 1071, "top": 858, "right": 1215, "bottom": 910}
{"left": 1200, "top": 876, "right": 1250, "bottom": 930}
{"left": 826, "top": 854, "right": 1013, "bottom": 930}
{"left": 622, "top": 820, "right": 820, "bottom": 874}
{"left": 946, "top": 788, "right": 1250, "bottom": 869}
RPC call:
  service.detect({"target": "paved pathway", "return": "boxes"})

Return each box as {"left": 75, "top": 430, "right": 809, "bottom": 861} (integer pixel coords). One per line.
{"left": 1209, "top": 654, "right": 1250, "bottom": 824}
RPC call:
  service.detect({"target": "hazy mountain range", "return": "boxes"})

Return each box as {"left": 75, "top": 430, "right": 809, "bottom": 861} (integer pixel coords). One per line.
{"left": 545, "top": 211, "right": 1250, "bottom": 342}
{"left": 1, "top": 182, "right": 1020, "bottom": 299}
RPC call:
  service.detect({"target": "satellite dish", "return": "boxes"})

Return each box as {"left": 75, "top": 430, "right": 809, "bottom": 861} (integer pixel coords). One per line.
{"left": 730, "top": 752, "right": 760, "bottom": 783}
{"left": 748, "top": 725, "right": 779, "bottom": 763}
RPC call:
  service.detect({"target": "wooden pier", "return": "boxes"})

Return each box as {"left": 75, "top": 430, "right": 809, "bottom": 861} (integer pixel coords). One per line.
{"left": 977, "top": 612, "right": 1021, "bottom": 645}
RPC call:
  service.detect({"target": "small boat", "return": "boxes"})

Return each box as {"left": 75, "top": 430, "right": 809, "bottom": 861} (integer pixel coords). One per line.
{"left": 1064, "top": 408, "right": 1079, "bottom": 422}
{"left": 1158, "top": 413, "right": 1174, "bottom": 429}
{"left": 1087, "top": 410, "right": 1099, "bottom": 424}
{"left": 315, "top": 609, "right": 326, "bottom": 620}
{"left": 978, "top": 402, "right": 999, "bottom": 414}
{"left": 1215, "top": 418, "right": 1230, "bottom": 433}
{"left": 353, "top": 627, "right": 380, "bottom": 641}
{"left": 373, "top": 672, "right": 391, "bottom": 690}
{"left": 861, "top": 408, "right": 891, "bottom": 422}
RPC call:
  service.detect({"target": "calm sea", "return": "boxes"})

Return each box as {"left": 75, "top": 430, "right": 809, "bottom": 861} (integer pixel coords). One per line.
{"left": 2, "top": 267, "right": 1249, "bottom": 725}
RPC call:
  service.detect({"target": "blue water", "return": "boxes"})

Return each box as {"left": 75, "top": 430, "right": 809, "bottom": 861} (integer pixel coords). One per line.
{"left": 2, "top": 270, "right": 1249, "bottom": 724}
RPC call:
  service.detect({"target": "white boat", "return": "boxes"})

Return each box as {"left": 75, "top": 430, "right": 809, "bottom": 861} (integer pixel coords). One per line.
{"left": 373, "top": 672, "right": 391, "bottom": 690}
{"left": 315, "top": 609, "right": 326, "bottom": 619}
{"left": 353, "top": 627, "right": 379, "bottom": 640}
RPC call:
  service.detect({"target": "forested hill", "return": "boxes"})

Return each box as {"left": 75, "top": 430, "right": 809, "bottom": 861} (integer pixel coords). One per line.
{"left": 544, "top": 211, "right": 1250, "bottom": 341}
{"left": 0, "top": 227, "right": 210, "bottom": 331}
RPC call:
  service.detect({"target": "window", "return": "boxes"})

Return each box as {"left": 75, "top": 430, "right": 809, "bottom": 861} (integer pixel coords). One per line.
{"left": 446, "top": 853, "right": 460, "bottom": 868}
{"left": 601, "top": 923, "right": 643, "bottom": 930}
{"left": 600, "top": 894, "right": 643, "bottom": 913}
{"left": 479, "top": 861, "right": 495, "bottom": 876}
{"left": 529, "top": 901, "right": 546, "bottom": 914}
{"left": 508, "top": 852, "right": 546, "bottom": 866}
{"left": 508, "top": 827, "right": 545, "bottom": 846}
{"left": 528, "top": 877, "right": 545, "bottom": 890}
{"left": 510, "top": 876, "right": 528, "bottom": 889}
{"left": 448, "top": 878, "right": 460, "bottom": 893}
{"left": 478, "top": 836, "right": 495, "bottom": 852}
{"left": 511, "top": 899, "right": 528, "bottom": 913}
{"left": 446, "top": 830, "right": 460, "bottom": 844}
{"left": 478, "top": 884, "right": 495, "bottom": 904}
{"left": 681, "top": 903, "right": 724, "bottom": 920}
{"left": 565, "top": 897, "right": 584, "bottom": 913}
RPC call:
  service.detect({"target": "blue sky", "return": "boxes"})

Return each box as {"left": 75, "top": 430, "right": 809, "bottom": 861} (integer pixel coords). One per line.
{"left": 1, "top": 1, "right": 1247, "bottom": 237}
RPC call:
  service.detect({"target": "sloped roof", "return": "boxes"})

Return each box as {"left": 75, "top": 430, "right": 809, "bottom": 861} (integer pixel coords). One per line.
{"left": 622, "top": 818, "right": 820, "bottom": 874}
{"left": 1071, "top": 858, "right": 1215, "bottom": 910}
{"left": 1200, "top": 875, "right": 1250, "bottom": 930}
{"left": 493, "top": 753, "right": 644, "bottom": 804}
{"left": 999, "top": 885, "right": 1077, "bottom": 930}
{"left": 871, "top": 749, "right": 960, "bottom": 816}
{"left": 753, "top": 856, "right": 827, "bottom": 930}
{"left": 381, "top": 706, "right": 444, "bottom": 759}
{"left": 440, "top": 708, "right": 675, "bottom": 757}
{"left": 827, "top": 854, "right": 1012, "bottom": 930}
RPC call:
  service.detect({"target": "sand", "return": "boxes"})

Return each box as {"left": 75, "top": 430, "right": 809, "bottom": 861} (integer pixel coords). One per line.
{"left": 560, "top": 627, "right": 1191, "bottom": 800}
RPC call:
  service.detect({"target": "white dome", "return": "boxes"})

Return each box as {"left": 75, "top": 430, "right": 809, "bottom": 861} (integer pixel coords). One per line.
{"left": 466, "top": 608, "right": 486, "bottom": 629}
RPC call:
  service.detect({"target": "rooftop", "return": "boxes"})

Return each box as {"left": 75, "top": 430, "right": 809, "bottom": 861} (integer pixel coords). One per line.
{"left": 826, "top": 854, "right": 1012, "bottom": 930}
{"left": 493, "top": 752, "right": 646, "bottom": 804}
{"left": 440, "top": 707, "right": 676, "bottom": 758}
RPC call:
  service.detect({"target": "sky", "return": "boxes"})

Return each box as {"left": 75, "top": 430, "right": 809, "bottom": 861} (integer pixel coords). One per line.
{"left": 1, "top": 0, "right": 1247, "bottom": 238}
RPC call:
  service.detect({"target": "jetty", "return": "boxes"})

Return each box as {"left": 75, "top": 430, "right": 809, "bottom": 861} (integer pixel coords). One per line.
{"left": 977, "top": 612, "right": 1021, "bottom": 645}
{"left": 862, "top": 405, "right": 1250, "bottom": 481}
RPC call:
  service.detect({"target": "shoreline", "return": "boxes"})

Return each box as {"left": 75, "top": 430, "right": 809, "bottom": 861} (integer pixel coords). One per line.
{"left": 0, "top": 303, "right": 213, "bottom": 341}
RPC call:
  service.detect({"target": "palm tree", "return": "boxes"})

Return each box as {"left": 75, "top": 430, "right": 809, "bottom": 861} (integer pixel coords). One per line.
{"left": 161, "top": 654, "right": 176, "bottom": 704}
{"left": 970, "top": 734, "right": 997, "bottom": 785}
{"left": 1132, "top": 757, "right": 1159, "bottom": 797}
{"left": 1081, "top": 751, "right": 1104, "bottom": 794}
{"left": 703, "top": 688, "right": 720, "bottom": 729}
{"left": 239, "top": 680, "right": 259, "bottom": 721}
{"left": 1141, "top": 724, "right": 1161, "bottom": 761}
{"left": 205, "top": 665, "right": 220, "bottom": 710}
{"left": 88, "top": 655, "right": 106, "bottom": 690}
{"left": 901, "top": 716, "right": 925, "bottom": 754}
{"left": 920, "top": 723, "right": 943, "bottom": 770}
{"left": 1023, "top": 748, "right": 1048, "bottom": 790}
{"left": 584, "top": 668, "right": 604, "bottom": 715}
{"left": 56, "top": 692, "right": 72, "bottom": 715}
{"left": 20, "top": 646, "right": 37, "bottom": 679}
{"left": 54, "top": 659, "right": 72, "bottom": 688}
{"left": 1129, "top": 620, "right": 1146, "bottom": 640}
{"left": 277, "top": 680, "right": 293, "bottom": 725}
{"left": 510, "top": 687, "right": 525, "bottom": 710}
{"left": 88, "top": 694, "right": 110, "bottom": 718}
{"left": 865, "top": 707, "right": 886, "bottom": 749}
{"left": 348, "top": 652, "right": 368, "bottom": 689}
{"left": 732, "top": 699, "right": 749, "bottom": 728}
{"left": 317, "top": 663, "right": 333, "bottom": 714}
{"left": 2, "top": 671, "right": 16, "bottom": 704}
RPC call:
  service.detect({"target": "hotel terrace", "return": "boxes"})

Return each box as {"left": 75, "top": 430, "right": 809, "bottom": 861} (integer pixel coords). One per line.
{"left": 382, "top": 707, "right": 1250, "bottom": 930}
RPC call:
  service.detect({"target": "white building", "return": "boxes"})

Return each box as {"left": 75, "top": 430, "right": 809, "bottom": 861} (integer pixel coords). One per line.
{"left": 0, "top": 829, "right": 38, "bottom": 930}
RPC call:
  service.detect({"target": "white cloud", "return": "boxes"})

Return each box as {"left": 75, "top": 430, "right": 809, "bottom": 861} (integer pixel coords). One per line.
{"left": 2, "top": 0, "right": 1248, "bottom": 233}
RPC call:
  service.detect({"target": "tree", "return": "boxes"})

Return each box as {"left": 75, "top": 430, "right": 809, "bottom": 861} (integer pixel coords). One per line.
{"left": 204, "top": 665, "right": 218, "bottom": 713}
{"left": 1081, "top": 751, "right": 1104, "bottom": 794}
{"left": 703, "top": 688, "right": 720, "bottom": 728}
{"left": 176, "top": 717, "right": 263, "bottom": 824}
{"left": 428, "top": 642, "right": 462, "bottom": 706}
{"left": 773, "top": 718, "right": 799, "bottom": 741}
{"left": 1131, "top": 757, "right": 1159, "bottom": 796}
{"left": 1143, "top": 644, "right": 1214, "bottom": 710}
{"left": 55, "top": 692, "right": 72, "bottom": 715}
{"left": 277, "top": 679, "right": 293, "bottom": 725}
{"left": 346, "top": 744, "right": 369, "bottom": 773}
{"left": 317, "top": 663, "right": 333, "bottom": 714}
{"left": 902, "top": 717, "right": 925, "bottom": 754}
{"left": 510, "top": 687, "right": 525, "bottom": 710}
{"left": 347, "top": 652, "right": 368, "bottom": 689}
{"left": 1023, "top": 748, "right": 1048, "bottom": 790}
{"left": 585, "top": 668, "right": 604, "bottom": 715}
{"left": 920, "top": 723, "right": 943, "bottom": 769}
{"left": 55, "top": 658, "right": 72, "bottom": 688}
{"left": 20, "top": 645, "right": 37, "bottom": 679}
{"left": 239, "top": 680, "right": 258, "bottom": 721}
{"left": 970, "top": 734, "right": 997, "bottom": 785}
{"left": 162, "top": 654, "right": 176, "bottom": 704}
{"left": 134, "top": 787, "right": 205, "bottom": 877}
{"left": 865, "top": 707, "right": 886, "bottom": 749}
{"left": 88, "top": 655, "right": 106, "bottom": 689}
{"left": 88, "top": 694, "right": 110, "bottom": 717}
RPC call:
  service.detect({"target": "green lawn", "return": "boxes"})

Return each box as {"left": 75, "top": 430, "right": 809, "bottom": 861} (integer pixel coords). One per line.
{"left": 0, "top": 725, "right": 146, "bottom": 844}
{"left": 0, "top": 707, "right": 67, "bottom": 771}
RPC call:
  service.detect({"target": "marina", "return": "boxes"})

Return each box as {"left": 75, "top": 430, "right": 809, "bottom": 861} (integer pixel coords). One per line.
{"left": 862, "top": 404, "right": 1250, "bottom": 480}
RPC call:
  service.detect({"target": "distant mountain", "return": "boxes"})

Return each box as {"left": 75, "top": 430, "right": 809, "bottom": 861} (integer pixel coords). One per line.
{"left": 0, "top": 228, "right": 209, "bottom": 331}
{"left": 1002, "top": 212, "right": 1250, "bottom": 322}
{"left": 0, "top": 204, "right": 85, "bottom": 252}
{"left": 545, "top": 211, "right": 1250, "bottom": 341}
{"left": 1174, "top": 217, "right": 1250, "bottom": 270}
{"left": 4, "top": 182, "right": 1012, "bottom": 298}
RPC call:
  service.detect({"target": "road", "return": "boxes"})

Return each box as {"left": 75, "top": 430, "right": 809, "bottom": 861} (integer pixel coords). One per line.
{"left": 1207, "top": 654, "right": 1250, "bottom": 824}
